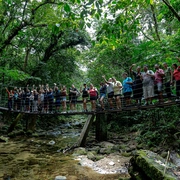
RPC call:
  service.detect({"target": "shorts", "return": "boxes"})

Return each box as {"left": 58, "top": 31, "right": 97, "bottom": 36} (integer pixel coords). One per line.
{"left": 55, "top": 100, "right": 60, "bottom": 107}
{"left": 123, "top": 92, "right": 132, "bottom": 99}
{"left": 114, "top": 94, "right": 121, "bottom": 98}
{"left": 156, "top": 82, "right": 163, "bottom": 92}
{"left": 60, "top": 96, "right": 66, "bottom": 101}
{"left": 143, "top": 85, "right": 154, "bottom": 99}
{"left": 90, "top": 96, "right": 97, "bottom": 101}
{"left": 108, "top": 92, "right": 114, "bottom": 98}
{"left": 100, "top": 93, "right": 106, "bottom": 98}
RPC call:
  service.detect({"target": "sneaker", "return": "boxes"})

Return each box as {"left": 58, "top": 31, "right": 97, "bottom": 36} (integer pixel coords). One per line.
{"left": 175, "top": 99, "right": 180, "bottom": 102}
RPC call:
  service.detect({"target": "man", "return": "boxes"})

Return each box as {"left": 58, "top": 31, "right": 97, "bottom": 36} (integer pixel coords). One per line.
{"left": 69, "top": 84, "right": 78, "bottom": 112}
{"left": 141, "top": 65, "right": 155, "bottom": 105}
{"left": 122, "top": 73, "right": 133, "bottom": 106}
{"left": 154, "top": 64, "right": 165, "bottom": 103}
{"left": 102, "top": 75, "right": 114, "bottom": 109}
{"left": 163, "top": 62, "right": 172, "bottom": 103}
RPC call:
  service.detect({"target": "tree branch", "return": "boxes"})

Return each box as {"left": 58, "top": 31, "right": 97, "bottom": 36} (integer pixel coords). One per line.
{"left": 162, "top": 0, "right": 180, "bottom": 22}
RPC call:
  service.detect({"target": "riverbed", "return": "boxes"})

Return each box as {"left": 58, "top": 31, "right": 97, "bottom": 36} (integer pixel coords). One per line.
{"left": 0, "top": 124, "right": 131, "bottom": 180}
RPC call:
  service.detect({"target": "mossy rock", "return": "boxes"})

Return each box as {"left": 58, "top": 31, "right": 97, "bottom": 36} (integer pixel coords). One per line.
{"left": 129, "top": 150, "right": 178, "bottom": 180}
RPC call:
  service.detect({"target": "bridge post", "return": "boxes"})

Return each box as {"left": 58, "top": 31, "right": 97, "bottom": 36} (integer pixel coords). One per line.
{"left": 95, "top": 113, "right": 107, "bottom": 141}
{"left": 27, "top": 114, "right": 37, "bottom": 131}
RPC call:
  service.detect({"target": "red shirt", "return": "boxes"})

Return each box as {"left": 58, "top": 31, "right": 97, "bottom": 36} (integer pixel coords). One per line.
{"left": 173, "top": 69, "right": 180, "bottom": 81}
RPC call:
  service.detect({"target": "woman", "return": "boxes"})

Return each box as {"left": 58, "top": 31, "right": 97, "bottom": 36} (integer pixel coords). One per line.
{"left": 88, "top": 84, "right": 98, "bottom": 112}
{"left": 5, "top": 87, "right": 14, "bottom": 111}
{"left": 172, "top": 64, "right": 180, "bottom": 101}
{"left": 112, "top": 77, "right": 122, "bottom": 109}
{"left": 60, "top": 85, "right": 67, "bottom": 113}
{"left": 99, "top": 82, "right": 107, "bottom": 111}
{"left": 129, "top": 64, "right": 143, "bottom": 105}
{"left": 122, "top": 72, "right": 133, "bottom": 106}
{"left": 80, "top": 83, "right": 89, "bottom": 112}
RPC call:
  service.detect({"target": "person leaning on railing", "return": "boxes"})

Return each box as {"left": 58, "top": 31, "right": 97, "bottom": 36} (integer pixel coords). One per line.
{"left": 5, "top": 87, "right": 14, "bottom": 111}
{"left": 171, "top": 63, "right": 180, "bottom": 102}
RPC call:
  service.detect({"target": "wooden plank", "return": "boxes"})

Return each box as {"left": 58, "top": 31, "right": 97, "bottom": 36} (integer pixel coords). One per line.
{"left": 8, "top": 112, "right": 24, "bottom": 133}
{"left": 77, "top": 114, "right": 95, "bottom": 147}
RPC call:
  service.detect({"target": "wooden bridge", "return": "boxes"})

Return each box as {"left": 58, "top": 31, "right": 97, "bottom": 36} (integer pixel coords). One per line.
{"left": 0, "top": 97, "right": 180, "bottom": 147}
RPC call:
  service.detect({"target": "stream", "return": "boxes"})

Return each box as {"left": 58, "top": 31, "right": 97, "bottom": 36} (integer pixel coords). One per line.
{"left": 0, "top": 115, "right": 131, "bottom": 180}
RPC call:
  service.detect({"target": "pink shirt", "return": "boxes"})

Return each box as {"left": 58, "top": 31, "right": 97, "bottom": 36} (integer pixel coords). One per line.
{"left": 154, "top": 69, "right": 164, "bottom": 83}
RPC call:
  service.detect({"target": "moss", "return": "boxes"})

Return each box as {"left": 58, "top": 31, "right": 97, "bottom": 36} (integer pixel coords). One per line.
{"left": 132, "top": 150, "right": 177, "bottom": 180}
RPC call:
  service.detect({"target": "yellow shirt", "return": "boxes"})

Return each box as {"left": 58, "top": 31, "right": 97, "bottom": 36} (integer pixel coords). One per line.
{"left": 113, "top": 81, "right": 122, "bottom": 95}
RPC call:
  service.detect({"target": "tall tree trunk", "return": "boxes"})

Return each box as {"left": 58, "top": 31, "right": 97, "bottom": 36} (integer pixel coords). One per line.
{"left": 150, "top": 4, "right": 161, "bottom": 41}
{"left": 24, "top": 47, "right": 30, "bottom": 72}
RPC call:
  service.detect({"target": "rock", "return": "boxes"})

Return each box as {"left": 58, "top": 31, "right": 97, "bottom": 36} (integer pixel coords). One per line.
{"left": 55, "top": 176, "right": 67, "bottom": 180}
{"left": 73, "top": 147, "right": 87, "bottom": 155}
{"left": 47, "top": 140, "right": 55, "bottom": 145}
{"left": 99, "top": 141, "right": 114, "bottom": 148}
{"left": 129, "top": 150, "right": 178, "bottom": 180}
{"left": 0, "top": 136, "right": 8, "bottom": 142}
{"left": 109, "top": 161, "right": 115, "bottom": 166}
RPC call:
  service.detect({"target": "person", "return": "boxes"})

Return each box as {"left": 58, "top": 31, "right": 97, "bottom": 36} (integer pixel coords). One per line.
{"left": 88, "top": 83, "right": 98, "bottom": 112}
{"left": 154, "top": 64, "right": 165, "bottom": 104}
{"left": 141, "top": 65, "right": 155, "bottom": 105}
{"left": 47, "top": 88, "right": 54, "bottom": 113}
{"left": 33, "top": 90, "right": 38, "bottom": 112}
{"left": 171, "top": 64, "right": 180, "bottom": 101}
{"left": 43, "top": 89, "right": 49, "bottom": 113}
{"left": 25, "top": 89, "right": 31, "bottom": 112}
{"left": 80, "top": 83, "right": 89, "bottom": 112}
{"left": 60, "top": 85, "right": 67, "bottom": 113}
{"left": 99, "top": 82, "right": 107, "bottom": 111}
{"left": 163, "top": 62, "right": 172, "bottom": 103}
{"left": 102, "top": 75, "right": 114, "bottom": 109}
{"left": 54, "top": 86, "right": 61, "bottom": 113}
{"left": 5, "top": 87, "right": 14, "bottom": 111}
{"left": 69, "top": 84, "right": 78, "bottom": 112}
{"left": 122, "top": 72, "right": 133, "bottom": 106}
{"left": 13, "top": 90, "right": 18, "bottom": 111}
{"left": 129, "top": 64, "right": 143, "bottom": 105}
{"left": 29, "top": 91, "right": 34, "bottom": 112}
{"left": 112, "top": 77, "right": 122, "bottom": 109}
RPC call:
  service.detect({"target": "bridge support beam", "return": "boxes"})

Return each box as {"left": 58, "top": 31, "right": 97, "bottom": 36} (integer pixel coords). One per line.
{"left": 77, "top": 114, "right": 95, "bottom": 147}
{"left": 96, "top": 113, "right": 107, "bottom": 141}
{"left": 8, "top": 112, "right": 24, "bottom": 133}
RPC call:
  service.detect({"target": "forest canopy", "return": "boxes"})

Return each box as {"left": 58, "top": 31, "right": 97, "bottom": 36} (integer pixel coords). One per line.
{"left": 0, "top": 0, "right": 179, "bottom": 88}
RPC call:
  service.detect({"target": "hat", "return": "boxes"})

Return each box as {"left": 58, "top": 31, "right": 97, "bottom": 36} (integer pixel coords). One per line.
{"left": 83, "top": 83, "right": 86, "bottom": 85}
{"left": 144, "top": 64, "right": 148, "bottom": 67}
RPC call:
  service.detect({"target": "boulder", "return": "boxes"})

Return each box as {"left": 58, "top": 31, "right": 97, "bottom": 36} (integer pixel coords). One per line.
{"left": 129, "top": 150, "right": 178, "bottom": 180}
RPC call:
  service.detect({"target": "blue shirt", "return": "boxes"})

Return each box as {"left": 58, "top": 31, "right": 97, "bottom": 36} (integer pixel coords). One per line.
{"left": 123, "top": 77, "right": 133, "bottom": 93}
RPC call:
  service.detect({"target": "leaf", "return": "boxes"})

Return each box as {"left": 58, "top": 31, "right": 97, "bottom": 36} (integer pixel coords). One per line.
{"left": 150, "top": 0, "right": 154, "bottom": 4}
{"left": 64, "top": 3, "right": 71, "bottom": 12}
{"left": 86, "top": 0, "right": 94, "bottom": 6}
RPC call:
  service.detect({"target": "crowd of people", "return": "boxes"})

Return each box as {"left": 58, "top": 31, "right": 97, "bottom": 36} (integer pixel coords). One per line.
{"left": 5, "top": 57, "right": 180, "bottom": 113}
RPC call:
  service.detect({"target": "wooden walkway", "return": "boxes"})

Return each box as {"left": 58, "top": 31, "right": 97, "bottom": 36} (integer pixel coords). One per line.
{"left": 0, "top": 101, "right": 179, "bottom": 116}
